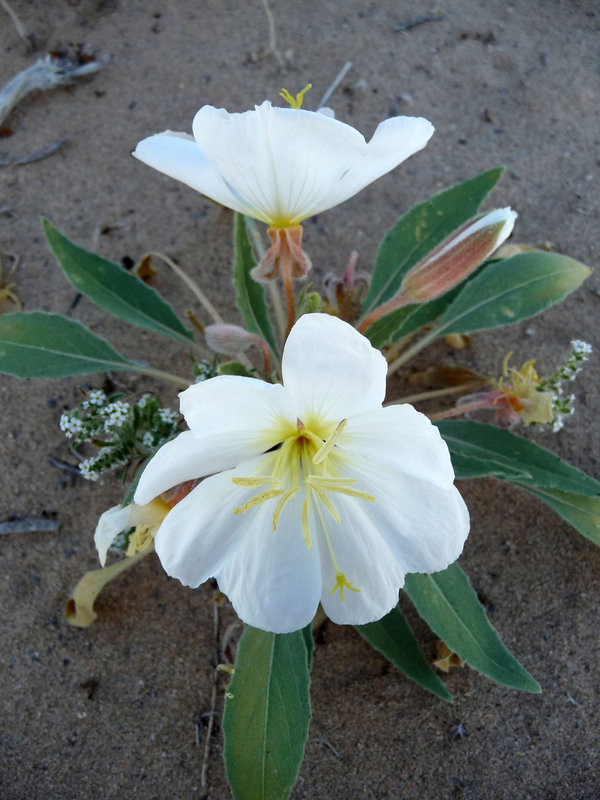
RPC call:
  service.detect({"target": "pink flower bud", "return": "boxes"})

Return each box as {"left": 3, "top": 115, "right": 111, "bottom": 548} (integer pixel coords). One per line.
{"left": 398, "top": 207, "right": 517, "bottom": 304}
{"left": 205, "top": 324, "right": 258, "bottom": 355}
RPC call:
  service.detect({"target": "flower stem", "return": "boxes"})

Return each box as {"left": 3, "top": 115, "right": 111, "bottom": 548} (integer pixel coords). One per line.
{"left": 145, "top": 251, "right": 224, "bottom": 325}
{"left": 387, "top": 328, "right": 439, "bottom": 375}
{"left": 245, "top": 216, "right": 286, "bottom": 345}
{"left": 388, "top": 382, "right": 485, "bottom": 406}
{"left": 427, "top": 397, "right": 494, "bottom": 421}
{"left": 280, "top": 241, "right": 296, "bottom": 338}
{"left": 127, "top": 363, "right": 191, "bottom": 388}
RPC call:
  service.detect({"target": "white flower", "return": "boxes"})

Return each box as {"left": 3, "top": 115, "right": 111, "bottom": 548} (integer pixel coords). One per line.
{"left": 134, "top": 314, "right": 469, "bottom": 633}
{"left": 133, "top": 100, "right": 433, "bottom": 280}
{"left": 134, "top": 100, "right": 433, "bottom": 228}
{"left": 94, "top": 500, "right": 169, "bottom": 566}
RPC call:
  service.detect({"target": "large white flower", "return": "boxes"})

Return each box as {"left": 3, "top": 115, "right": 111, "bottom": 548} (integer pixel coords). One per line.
{"left": 133, "top": 100, "right": 434, "bottom": 280}
{"left": 134, "top": 313, "right": 469, "bottom": 633}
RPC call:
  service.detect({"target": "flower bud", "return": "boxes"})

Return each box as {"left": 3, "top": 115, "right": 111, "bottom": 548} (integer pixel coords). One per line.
{"left": 398, "top": 207, "right": 517, "bottom": 304}
{"left": 204, "top": 324, "right": 258, "bottom": 356}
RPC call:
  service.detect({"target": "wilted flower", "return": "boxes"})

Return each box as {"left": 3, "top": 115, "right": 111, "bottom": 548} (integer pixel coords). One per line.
{"left": 134, "top": 313, "right": 469, "bottom": 633}
{"left": 133, "top": 99, "right": 433, "bottom": 282}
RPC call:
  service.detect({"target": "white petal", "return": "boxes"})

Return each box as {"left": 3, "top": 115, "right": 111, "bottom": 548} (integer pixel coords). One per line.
{"left": 217, "top": 488, "right": 322, "bottom": 633}
{"left": 282, "top": 314, "right": 387, "bottom": 421}
{"left": 136, "top": 377, "right": 293, "bottom": 505}
{"left": 133, "top": 132, "right": 251, "bottom": 215}
{"left": 340, "top": 404, "right": 455, "bottom": 488}
{"left": 343, "top": 456, "right": 470, "bottom": 575}
{"left": 94, "top": 505, "right": 133, "bottom": 567}
{"left": 153, "top": 455, "right": 322, "bottom": 632}
{"left": 179, "top": 375, "right": 290, "bottom": 441}
{"left": 318, "top": 497, "right": 405, "bottom": 625}
{"left": 192, "top": 102, "right": 433, "bottom": 224}
{"left": 318, "top": 115, "right": 434, "bottom": 210}
{"left": 94, "top": 501, "right": 166, "bottom": 566}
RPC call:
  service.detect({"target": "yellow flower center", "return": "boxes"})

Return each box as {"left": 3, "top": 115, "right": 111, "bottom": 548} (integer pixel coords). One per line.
{"left": 232, "top": 416, "right": 375, "bottom": 599}
{"left": 498, "top": 352, "right": 554, "bottom": 425}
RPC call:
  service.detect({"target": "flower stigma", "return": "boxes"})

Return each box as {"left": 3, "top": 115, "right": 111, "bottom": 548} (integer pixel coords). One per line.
{"left": 232, "top": 415, "right": 375, "bottom": 598}
{"left": 279, "top": 84, "right": 312, "bottom": 109}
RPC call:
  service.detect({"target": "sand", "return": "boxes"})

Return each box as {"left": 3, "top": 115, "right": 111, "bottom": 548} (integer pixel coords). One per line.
{"left": 1, "top": 1, "right": 599, "bottom": 798}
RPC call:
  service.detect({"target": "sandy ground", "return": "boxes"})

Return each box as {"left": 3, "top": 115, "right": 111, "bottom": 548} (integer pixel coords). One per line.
{"left": 1, "top": 1, "right": 599, "bottom": 798}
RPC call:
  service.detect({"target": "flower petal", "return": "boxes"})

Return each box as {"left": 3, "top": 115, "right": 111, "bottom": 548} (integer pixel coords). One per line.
{"left": 217, "top": 488, "right": 322, "bottom": 633}
{"left": 153, "top": 455, "right": 322, "bottom": 632}
{"left": 179, "top": 375, "right": 290, "bottom": 441}
{"left": 343, "top": 456, "right": 470, "bottom": 575}
{"left": 282, "top": 313, "right": 387, "bottom": 421}
{"left": 340, "top": 404, "right": 455, "bottom": 488}
{"left": 192, "top": 102, "right": 433, "bottom": 225}
{"left": 132, "top": 131, "right": 251, "bottom": 215}
{"left": 94, "top": 501, "right": 167, "bottom": 566}
{"left": 317, "top": 497, "right": 405, "bottom": 625}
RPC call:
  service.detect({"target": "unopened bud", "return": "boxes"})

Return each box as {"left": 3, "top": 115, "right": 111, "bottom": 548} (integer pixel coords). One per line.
{"left": 398, "top": 207, "right": 517, "bottom": 304}
{"left": 205, "top": 324, "right": 258, "bottom": 356}
{"left": 358, "top": 208, "right": 516, "bottom": 334}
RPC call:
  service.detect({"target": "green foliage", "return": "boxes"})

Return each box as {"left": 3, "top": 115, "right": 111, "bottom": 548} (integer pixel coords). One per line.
{"left": 223, "top": 625, "right": 312, "bottom": 800}
{"left": 356, "top": 606, "right": 452, "bottom": 701}
{"left": 362, "top": 168, "right": 503, "bottom": 316}
{"left": 217, "top": 360, "right": 256, "bottom": 377}
{"left": 437, "top": 421, "right": 600, "bottom": 545}
{"left": 436, "top": 420, "right": 600, "bottom": 494}
{"left": 232, "top": 214, "right": 279, "bottom": 358}
{"left": 404, "top": 564, "right": 541, "bottom": 693}
{"left": 430, "top": 251, "right": 591, "bottom": 337}
{"left": 0, "top": 312, "right": 132, "bottom": 378}
{"left": 42, "top": 219, "right": 194, "bottom": 345}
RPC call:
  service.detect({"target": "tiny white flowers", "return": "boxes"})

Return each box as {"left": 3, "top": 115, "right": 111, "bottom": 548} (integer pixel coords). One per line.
{"left": 133, "top": 99, "right": 433, "bottom": 281}
{"left": 134, "top": 314, "right": 469, "bottom": 634}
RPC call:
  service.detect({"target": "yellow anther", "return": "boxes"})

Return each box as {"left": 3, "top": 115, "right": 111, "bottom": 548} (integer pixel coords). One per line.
{"left": 330, "top": 571, "right": 360, "bottom": 601}
{"left": 232, "top": 476, "right": 281, "bottom": 487}
{"left": 279, "top": 83, "right": 312, "bottom": 109}
{"left": 125, "top": 525, "right": 154, "bottom": 558}
{"left": 272, "top": 487, "right": 301, "bottom": 532}
{"left": 233, "top": 488, "right": 284, "bottom": 516}
{"left": 301, "top": 492, "right": 312, "bottom": 549}
{"left": 313, "top": 419, "right": 347, "bottom": 464}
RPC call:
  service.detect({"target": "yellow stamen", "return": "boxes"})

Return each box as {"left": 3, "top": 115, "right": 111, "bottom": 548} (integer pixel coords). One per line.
{"left": 313, "top": 419, "right": 347, "bottom": 464}
{"left": 272, "top": 487, "right": 301, "bottom": 532}
{"left": 330, "top": 570, "right": 360, "bottom": 602}
{"left": 232, "top": 476, "right": 281, "bottom": 487}
{"left": 125, "top": 525, "right": 155, "bottom": 558}
{"left": 233, "top": 488, "right": 284, "bottom": 516}
{"left": 279, "top": 83, "right": 312, "bottom": 109}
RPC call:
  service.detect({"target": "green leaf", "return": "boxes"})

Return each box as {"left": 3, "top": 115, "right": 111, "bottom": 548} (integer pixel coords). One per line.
{"left": 436, "top": 420, "right": 600, "bottom": 495}
{"left": 0, "top": 312, "right": 133, "bottom": 378}
{"left": 42, "top": 218, "right": 194, "bottom": 345}
{"left": 404, "top": 564, "right": 541, "bottom": 693}
{"left": 362, "top": 168, "right": 504, "bottom": 315}
{"left": 430, "top": 252, "right": 591, "bottom": 337}
{"left": 516, "top": 486, "right": 600, "bottom": 547}
{"left": 356, "top": 606, "right": 452, "bottom": 701}
{"left": 217, "top": 360, "right": 256, "bottom": 377}
{"left": 232, "top": 214, "right": 279, "bottom": 358}
{"left": 301, "top": 624, "right": 314, "bottom": 672}
{"left": 223, "top": 625, "right": 311, "bottom": 800}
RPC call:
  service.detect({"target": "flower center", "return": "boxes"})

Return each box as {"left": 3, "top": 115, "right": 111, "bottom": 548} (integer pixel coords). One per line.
{"left": 232, "top": 417, "right": 375, "bottom": 599}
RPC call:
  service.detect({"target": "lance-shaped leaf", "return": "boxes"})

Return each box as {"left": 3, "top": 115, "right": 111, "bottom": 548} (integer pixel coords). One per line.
{"left": 223, "top": 625, "right": 311, "bottom": 800}
{"left": 233, "top": 214, "right": 279, "bottom": 358}
{"left": 404, "top": 564, "right": 541, "bottom": 693}
{"left": 356, "top": 606, "right": 452, "bottom": 701}
{"left": 0, "top": 312, "right": 134, "bottom": 378}
{"left": 42, "top": 218, "right": 194, "bottom": 345}
{"left": 429, "top": 251, "right": 591, "bottom": 338}
{"left": 520, "top": 487, "right": 600, "bottom": 547}
{"left": 436, "top": 420, "right": 600, "bottom": 495}
{"left": 362, "top": 168, "right": 504, "bottom": 315}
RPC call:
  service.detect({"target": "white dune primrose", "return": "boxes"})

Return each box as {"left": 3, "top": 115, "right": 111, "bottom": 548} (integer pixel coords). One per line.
{"left": 133, "top": 313, "right": 469, "bottom": 634}
{"left": 133, "top": 99, "right": 434, "bottom": 281}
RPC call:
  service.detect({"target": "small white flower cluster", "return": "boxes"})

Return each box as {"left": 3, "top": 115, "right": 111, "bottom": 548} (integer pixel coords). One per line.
{"left": 194, "top": 358, "right": 218, "bottom": 383}
{"left": 59, "top": 413, "right": 85, "bottom": 438}
{"left": 60, "top": 389, "right": 180, "bottom": 481}
{"left": 538, "top": 340, "right": 592, "bottom": 432}
{"left": 103, "top": 400, "right": 131, "bottom": 430}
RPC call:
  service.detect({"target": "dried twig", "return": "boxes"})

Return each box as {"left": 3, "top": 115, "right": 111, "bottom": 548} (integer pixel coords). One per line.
{"left": 393, "top": 13, "right": 445, "bottom": 32}
{"left": 0, "top": 516, "right": 59, "bottom": 534}
{"left": 260, "top": 0, "right": 285, "bottom": 68}
{"left": 316, "top": 61, "right": 353, "bottom": 110}
{"left": 0, "top": 0, "right": 35, "bottom": 47}
{"left": 0, "top": 137, "right": 68, "bottom": 165}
